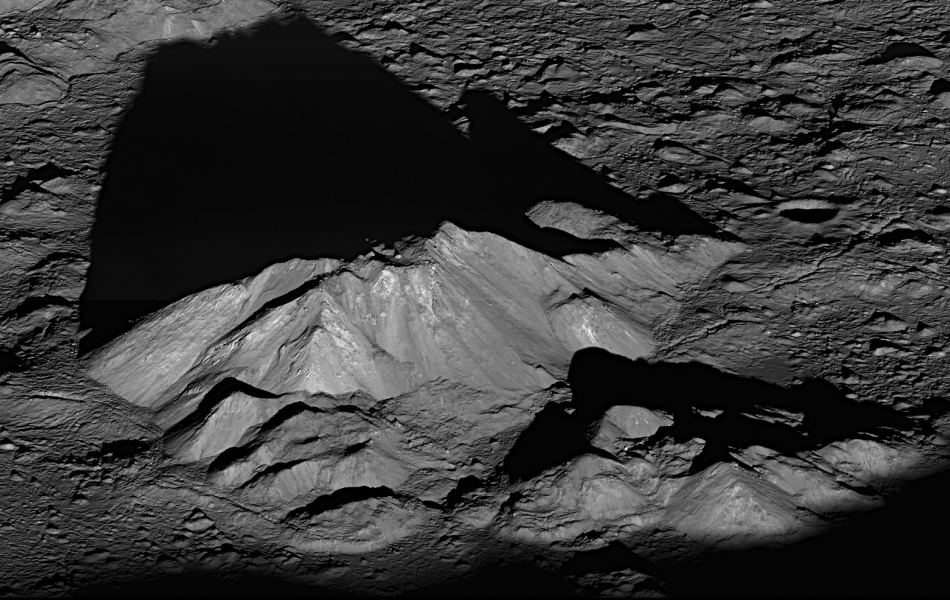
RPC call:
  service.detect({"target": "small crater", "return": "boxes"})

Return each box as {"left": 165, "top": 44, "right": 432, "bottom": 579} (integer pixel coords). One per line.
{"left": 865, "top": 311, "right": 908, "bottom": 332}
{"left": 877, "top": 227, "right": 932, "bottom": 247}
{"left": 776, "top": 199, "right": 838, "bottom": 224}
{"left": 779, "top": 207, "right": 838, "bottom": 223}
{"left": 101, "top": 439, "right": 149, "bottom": 460}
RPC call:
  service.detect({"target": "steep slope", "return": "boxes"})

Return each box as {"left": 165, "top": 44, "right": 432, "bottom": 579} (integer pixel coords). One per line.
{"left": 84, "top": 215, "right": 742, "bottom": 421}
{"left": 79, "top": 209, "right": 743, "bottom": 554}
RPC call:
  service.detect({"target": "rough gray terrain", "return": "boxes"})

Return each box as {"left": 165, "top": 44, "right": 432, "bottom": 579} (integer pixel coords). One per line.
{"left": 1, "top": 0, "right": 950, "bottom": 596}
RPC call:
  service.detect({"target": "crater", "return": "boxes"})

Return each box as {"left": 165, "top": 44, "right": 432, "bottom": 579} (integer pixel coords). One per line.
{"left": 775, "top": 199, "right": 838, "bottom": 224}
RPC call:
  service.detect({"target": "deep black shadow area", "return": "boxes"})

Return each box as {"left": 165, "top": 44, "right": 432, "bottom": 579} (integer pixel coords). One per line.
{"left": 930, "top": 78, "right": 950, "bottom": 95}
{"left": 872, "top": 41, "right": 936, "bottom": 63}
{"left": 562, "top": 540, "right": 661, "bottom": 580}
{"left": 503, "top": 348, "right": 911, "bottom": 481}
{"left": 0, "top": 349, "right": 23, "bottom": 374}
{"left": 80, "top": 15, "right": 721, "bottom": 353}
{"left": 76, "top": 573, "right": 352, "bottom": 598}
{"left": 287, "top": 485, "right": 399, "bottom": 519}
{"left": 412, "top": 562, "right": 578, "bottom": 597}
{"left": 659, "top": 467, "right": 950, "bottom": 597}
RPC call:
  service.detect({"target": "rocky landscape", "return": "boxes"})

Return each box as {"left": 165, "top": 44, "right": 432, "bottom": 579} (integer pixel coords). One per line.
{"left": 1, "top": 0, "right": 950, "bottom": 596}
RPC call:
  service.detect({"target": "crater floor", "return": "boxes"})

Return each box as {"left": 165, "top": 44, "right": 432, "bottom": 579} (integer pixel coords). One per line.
{"left": 1, "top": 0, "right": 949, "bottom": 596}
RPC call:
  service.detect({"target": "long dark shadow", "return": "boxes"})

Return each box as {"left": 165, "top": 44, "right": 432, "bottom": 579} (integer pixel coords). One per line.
{"left": 503, "top": 348, "right": 912, "bottom": 481}
{"left": 79, "top": 16, "right": 720, "bottom": 354}
{"left": 460, "top": 89, "right": 722, "bottom": 239}
{"left": 75, "top": 573, "right": 350, "bottom": 598}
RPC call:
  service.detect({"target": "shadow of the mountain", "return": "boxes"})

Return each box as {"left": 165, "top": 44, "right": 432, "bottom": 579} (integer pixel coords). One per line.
{"left": 78, "top": 15, "right": 719, "bottom": 354}
{"left": 503, "top": 348, "right": 912, "bottom": 481}
{"left": 461, "top": 89, "right": 720, "bottom": 238}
